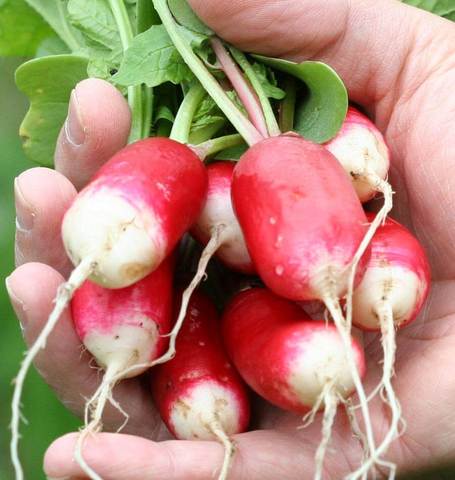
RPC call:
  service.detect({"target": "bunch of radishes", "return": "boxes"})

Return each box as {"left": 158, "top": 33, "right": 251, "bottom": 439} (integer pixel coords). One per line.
{"left": 10, "top": 2, "right": 431, "bottom": 480}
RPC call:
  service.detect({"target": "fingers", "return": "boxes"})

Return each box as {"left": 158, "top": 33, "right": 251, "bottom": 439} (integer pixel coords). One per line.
{"left": 44, "top": 430, "right": 335, "bottom": 480}
{"left": 5, "top": 263, "right": 163, "bottom": 439}
{"left": 189, "top": 0, "right": 452, "bottom": 121}
{"left": 14, "top": 167, "right": 76, "bottom": 277}
{"left": 54, "top": 78, "right": 131, "bottom": 190}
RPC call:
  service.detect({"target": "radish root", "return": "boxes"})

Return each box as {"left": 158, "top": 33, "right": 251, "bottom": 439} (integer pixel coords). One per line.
{"left": 75, "top": 362, "right": 127, "bottom": 480}
{"left": 11, "top": 256, "right": 95, "bottom": 480}
{"left": 109, "top": 224, "right": 225, "bottom": 383}
{"left": 209, "top": 420, "right": 235, "bottom": 480}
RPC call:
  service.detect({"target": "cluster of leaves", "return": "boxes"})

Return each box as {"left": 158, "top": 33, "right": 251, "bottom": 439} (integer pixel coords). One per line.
{"left": 6, "top": 0, "right": 450, "bottom": 166}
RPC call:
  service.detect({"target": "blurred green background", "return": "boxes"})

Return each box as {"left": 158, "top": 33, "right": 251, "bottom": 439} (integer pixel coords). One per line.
{"left": 0, "top": 57, "right": 78, "bottom": 480}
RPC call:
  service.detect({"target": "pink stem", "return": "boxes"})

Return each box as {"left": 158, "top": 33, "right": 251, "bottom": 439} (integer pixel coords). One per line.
{"left": 211, "top": 38, "right": 269, "bottom": 138}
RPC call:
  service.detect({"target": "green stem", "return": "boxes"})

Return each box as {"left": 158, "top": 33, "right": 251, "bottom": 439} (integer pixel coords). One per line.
{"left": 229, "top": 47, "right": 281, "bottom": 137}
{"left": 188, "top": 120, "right": 225, "bottom": 145}
{"left": 193, "top": 134, "right": 244, "bottom": 160}
{"left": 141, "top": 86, "right": 153, "bottom": 138}
{"left": 136, "top": 0, "right": 157, "bottom": 139}
{"left": 279, "top": 76, "right": 296, "bottom": 132}
{"left": 170, "top": 83, "right": 206, "bottom": 144}
{"left": 152, "top": 0, "right": 263, "bottom": 146}
{"left": 157, "top": 120, "right": 172, "bottom": 137}
{"left": 109, "top": 0, "right": 143, "bottom": 143}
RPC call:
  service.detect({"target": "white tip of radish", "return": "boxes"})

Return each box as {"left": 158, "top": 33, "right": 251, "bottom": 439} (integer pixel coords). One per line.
{"left": 169, "top": 381, "right": 241, "bottom": 440}
{"left": 63, "top": 188, "right": 164, "bottom": 288}
{"left": 196, "top": 192, "right": 252, "bottom": 272}
{"left": 353, "top": 265, "right": 424, "bottom": 329}
{"left": 83, "top": 317, "right": 159, "bottom": 378}
{"left": 326, "top": 110, "right": 389, "bottom": 203}
{"left": 288, "top": 329, "right": 362, "bottom": 405}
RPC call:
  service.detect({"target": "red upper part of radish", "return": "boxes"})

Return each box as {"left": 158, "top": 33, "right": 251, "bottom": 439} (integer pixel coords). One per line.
{"left": 71, "top": 255, "right": 174, "bottom": 377}
{"left": 222, "top": 288, "right": 366, "bottom": 414}
{"left": 352, "top": 213, "right": 431, "bottom": 330}
{"left": 191, "top": 161, "right": 255, "bottom": 274}
{"left": 151, "top": 290, "right": 250, "bottom": 440}
{"left": 325, "top": 106, "right": 390, "bottom": 202}
{"left": 62, "top": 138, "right": 207, "bottom": 288}
{"left": 231, "top": 135, "right": 370, "bottom": 301}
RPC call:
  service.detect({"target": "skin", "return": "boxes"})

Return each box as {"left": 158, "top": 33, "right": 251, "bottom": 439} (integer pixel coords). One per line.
{"left": 5, "top": 0, "right": 455, "bottom": 478}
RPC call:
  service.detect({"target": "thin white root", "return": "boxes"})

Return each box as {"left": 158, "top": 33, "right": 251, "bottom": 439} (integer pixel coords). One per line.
{"left": 209, "top": 421, "right": 235, "bottom": 480}
{"left": 345, "top": 174, "right": 393, "bottom": 331}
{"left": 323, "top": 296, "right": 378, "bottom": 476}
{"left": 75, "top": 363, "right": 122, "bottom": 480}
{"left": 346, "top": 303, "right": 400, "bottom": 480}
{"left": 344, "top": 398, "right": 369, "bottom": 469}
{"left": 10, "top": 257, "right": 95, "bottom": 480}
{"left": 313, "top": 385, "right": 338, "bottom": 480}
{"left": 109, "top": 225, "right": 225, "bottom": 383}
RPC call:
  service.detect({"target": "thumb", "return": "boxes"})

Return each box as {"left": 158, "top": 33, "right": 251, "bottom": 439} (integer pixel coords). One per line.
{"left": 188, "top": 0, "right": 452, "bottom": 124}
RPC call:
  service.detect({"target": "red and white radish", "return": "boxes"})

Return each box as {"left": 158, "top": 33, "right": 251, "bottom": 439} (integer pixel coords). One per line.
{"left": 191, "top": 161, "right": 255, "bottom": 274}
{"left": 325, "top": 106, "right": 390, "bottom": 204}
{"left": 347, "top": 213, "right": 431, "bottom": 479}
{"left": 231, "top": 134, "right": 383, "bottom": 466}
{"left": 11, "top": 137, "right": 207, "bottom": 477}
{"left": 222, "top": 287, "right": 365, "bottom": 479}
{"left": 151, "top": 290, "right": 250, "bottom": 480}
{"left": 71, "top": 255, "right": 174, "bottom": 479}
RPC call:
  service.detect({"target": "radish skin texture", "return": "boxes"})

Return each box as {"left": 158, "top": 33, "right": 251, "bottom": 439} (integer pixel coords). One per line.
{"left": 191, "top": 161, "right": 255, "bottom": 274}
{"left": 71, "top": 255, "right": 174, "bottom": 378}
{"left": 352, "top": 213, "right": 431, "bottom": 331}
{"left": 232, "top": 135, "right": 370, "bottom": 301}
{"left": 151, "top": 290, "right": 250, "bottom": 440}
{"left": 63, "top": 138, "right": 207, "bottom": 288}
{"left": 325, "top": 106, "right": 390, "bottom": 203}
{"left": 222, "top": 288, "right": 366, "bottom": 414}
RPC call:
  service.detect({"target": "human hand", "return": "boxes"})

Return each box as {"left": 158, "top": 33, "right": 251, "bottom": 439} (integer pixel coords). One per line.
{"left": 8, "top": 0, "right": 455, "bottom": 478}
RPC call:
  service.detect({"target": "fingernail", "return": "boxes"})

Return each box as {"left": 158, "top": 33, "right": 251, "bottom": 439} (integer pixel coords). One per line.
{"left": 65, "top": 88, "right": 86, "bottom": 146}
{"left": 14, "top": 176, "right": 35, "bottom": 231}
{"left": 5, "top": 275, "right": 28, "bottom": 330}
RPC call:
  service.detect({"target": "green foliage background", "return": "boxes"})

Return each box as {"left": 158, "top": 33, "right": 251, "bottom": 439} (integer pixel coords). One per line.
{"left": 0, "top": 57, "right": 79, "bottom": 480}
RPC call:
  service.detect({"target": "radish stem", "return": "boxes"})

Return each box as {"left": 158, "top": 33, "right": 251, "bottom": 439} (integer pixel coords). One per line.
{"left": 170, "top": 83, "right": 206, "bottom": 143}
{"left": 152, "top": 0, "right": 263, "bottom": 146}
{"left": 279, "top": 76, "right": 296, "bottom": 132}
{"left": 193, "top": 133, "right": 243, "bottom": 160}
{"left": 210, "top": 39, "right": 268, "bottom": 137}
{"left": 228, "top": 46, "right": 281, "bottom": 136}
{"left": 109, "top": 0, "right": 143, "bottom": 143}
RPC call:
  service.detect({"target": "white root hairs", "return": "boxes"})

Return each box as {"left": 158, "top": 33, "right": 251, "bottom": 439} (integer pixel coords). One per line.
{"left": 345, "top": 173, "right": 393, "bottom": 332}
{"left": 300, "top": 382, "right": 339, "bottom": 480}
{"left": 209, "top": 420, "right": 235, "bottom": 480}
{"left": 108, "top": 224, "right": 225, "bottom": 383}
{"left": 323, "top": 296, "right": 378, "bottom": 475}
{"left": 75, "top": 362, "right": 127, "bottom": 480}
{"left": 346, "top": 303, "right": 401, "bottom": 480}
{"left": 11, "top": 257, "right": 95, "bottom": 480}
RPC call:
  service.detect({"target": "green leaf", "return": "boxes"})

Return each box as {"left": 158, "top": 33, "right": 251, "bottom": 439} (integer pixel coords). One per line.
{"left": 35, "top": 35, "right": 70, "bottom": 57}
{"left": 168, "top": 0, "right": 213, "bottom": 35}
{"left": 23, "top": 0, "right": 83, "bottom": 51}
{"left": 67, "top": 0, "right": 121, "bottom": 49}
{"left": 0, "top": 0, "right": 54, "bottom": 56}
{"left": 253, "top": 55, "right": 348, "bottom": 143}
{"left": 113, "top": 25, "right": 194, "bottom": 87}
{"left": 402, "top": 0, "right": 455, "bottom": 18}
{"left": 251, "top": 62, "right": 285, "bottom": 100}
{"left": 15, "top": 55, "right": 88, "bottom": 166}
{"left": 215, "top": 143, "right": 248, "bottom": 160}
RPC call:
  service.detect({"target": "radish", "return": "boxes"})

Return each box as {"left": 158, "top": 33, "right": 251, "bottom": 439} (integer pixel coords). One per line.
{"left": 70, "top": 255, "right": 175, "bottom": 479}
{"left": 191, "top": 161, "right": 255, "bottom": 275}
{"left": 346, "top": 213, "right": 431, "bottom": 480}
{"left": 11, "top": 137, "right": 208, "bottom": 477}
{"left": 222, "top": 287, "right": 365, "bottom": 479}
{"left": 325, "top": 106, "right": 390, "bottom": 204}
{"left": 151, "top": 290, "right": 250, "bottom": 480}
